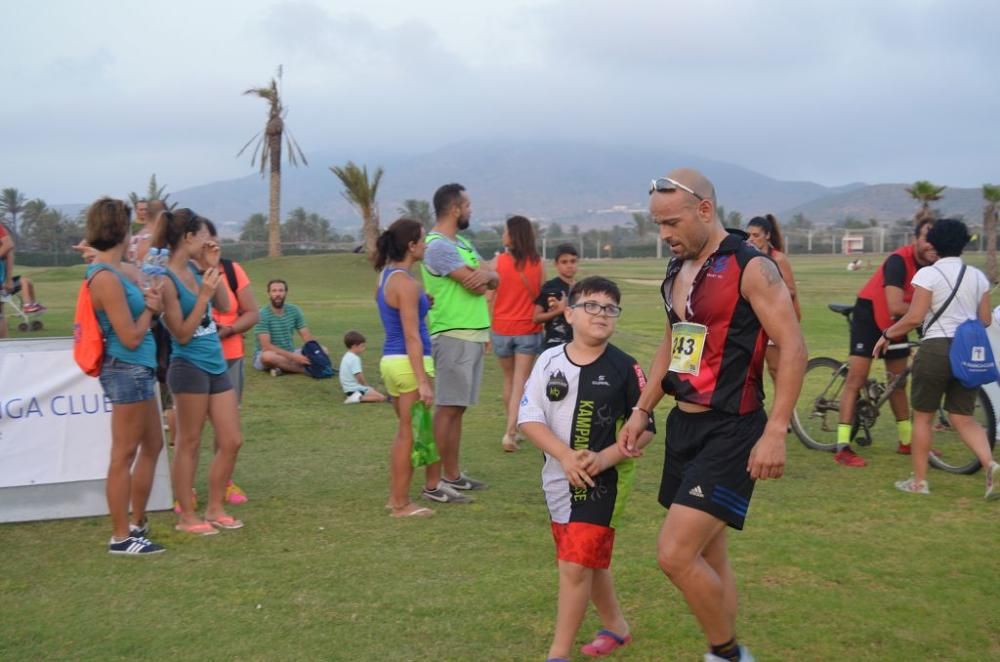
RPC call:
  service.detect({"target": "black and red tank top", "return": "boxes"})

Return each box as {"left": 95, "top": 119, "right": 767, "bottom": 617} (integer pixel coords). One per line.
{"left": 660, "top": 230, "right": 769, "bottom": 415}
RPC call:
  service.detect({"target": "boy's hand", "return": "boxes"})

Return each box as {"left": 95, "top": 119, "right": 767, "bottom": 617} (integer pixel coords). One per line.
{"left": 560, "top": 450, "right": 595, "bottom": 489}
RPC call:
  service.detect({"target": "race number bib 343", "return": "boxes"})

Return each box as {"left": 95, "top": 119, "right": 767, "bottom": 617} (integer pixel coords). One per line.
{"left": 669, "top": 322, "right": 707, "bottom": 376}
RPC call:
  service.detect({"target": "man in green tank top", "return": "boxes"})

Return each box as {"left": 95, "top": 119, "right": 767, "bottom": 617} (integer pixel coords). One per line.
{"left": 419, "top": 183, "right": 499, "bottom": 502}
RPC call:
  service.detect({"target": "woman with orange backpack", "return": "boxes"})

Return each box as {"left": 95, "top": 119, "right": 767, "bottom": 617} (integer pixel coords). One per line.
{"left": 82, "top": 197, "right": 166, "bottom": 555}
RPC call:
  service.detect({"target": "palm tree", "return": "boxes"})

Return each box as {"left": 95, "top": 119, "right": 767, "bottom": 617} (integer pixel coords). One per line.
{"left": 239, "top": 213, "right": 269, "bottom": 242}
{"left": 631, "top": 212, "right": 652, "bottom": 239}
{"left": 397, "top": 199, "right": 433, "bottom": 230}
{"left": 238, "top": 71, "right": 307, "bottom": 257}
{"left": 983, "top": 184, "right": 1000, "bottom": 284}
{"left": 905, "top": 180, "right": 946, "bottom": 224}
{"left": 0, "top": 188, "right": 27, "bottom": 242}
{"left": 330, "top": 161, "right": 384, "bottom": 258}
{"left": 128, "top": 174, "right": 176, "bottom": 209}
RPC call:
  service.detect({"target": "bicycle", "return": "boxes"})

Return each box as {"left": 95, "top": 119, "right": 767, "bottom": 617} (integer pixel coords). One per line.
{"left": 791, "top": 303, "right": 997, "bottom": 475}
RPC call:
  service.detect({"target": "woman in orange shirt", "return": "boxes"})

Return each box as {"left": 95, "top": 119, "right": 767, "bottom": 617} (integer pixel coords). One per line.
{"left": 492, "top": 215, "right": 544, "bottom": 452}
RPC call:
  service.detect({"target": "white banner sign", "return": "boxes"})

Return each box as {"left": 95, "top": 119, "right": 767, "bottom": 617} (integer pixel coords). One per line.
{"left": 0, "top": 343, "right": 114, "bottom": 487}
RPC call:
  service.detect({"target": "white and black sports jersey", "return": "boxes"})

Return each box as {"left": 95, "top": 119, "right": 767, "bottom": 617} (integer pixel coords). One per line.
{"left": 518, "top": 343, "right": 654, "bottom": 526}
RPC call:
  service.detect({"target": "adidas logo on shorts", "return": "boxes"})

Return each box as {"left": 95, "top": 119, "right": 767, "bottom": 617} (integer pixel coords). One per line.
{"left": 688, "top": 485, "right": 704, "bottom": 498}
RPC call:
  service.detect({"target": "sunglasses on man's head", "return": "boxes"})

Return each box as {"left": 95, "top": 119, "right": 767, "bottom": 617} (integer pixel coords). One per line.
{"left": 649, "top": 177, "right": 705, "bottom": 202}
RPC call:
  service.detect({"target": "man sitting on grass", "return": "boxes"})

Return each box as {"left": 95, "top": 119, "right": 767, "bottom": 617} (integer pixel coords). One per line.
{"left": 252, "top": 279, "right": 325, "bottom": 376}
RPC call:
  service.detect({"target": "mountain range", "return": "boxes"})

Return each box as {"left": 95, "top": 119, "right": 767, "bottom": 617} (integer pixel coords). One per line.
{"left": 55, "top": 140, "right": 987, "bottom": 236}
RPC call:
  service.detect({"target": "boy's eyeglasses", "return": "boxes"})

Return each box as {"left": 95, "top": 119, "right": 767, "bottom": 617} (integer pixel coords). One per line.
{"left": 570, "top": 301, "right": 623, "bottom": 318}
{"left": 649, "top": 177, "right": 705, "bottom": 201}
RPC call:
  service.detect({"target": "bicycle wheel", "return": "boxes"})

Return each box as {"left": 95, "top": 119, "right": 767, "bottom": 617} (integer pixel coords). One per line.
{"left": 928, "top": 387, "right": 997, "bottom": 475}
{"left": 792, "top": 357, "right": 848, "bottom": 452}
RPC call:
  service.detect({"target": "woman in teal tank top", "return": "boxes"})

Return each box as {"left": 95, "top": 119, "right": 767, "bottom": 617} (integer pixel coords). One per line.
{"left": 155, "top": 208, "right": 245, "bottom": 535}
{"left": 83, "top": 197, "right": 165, "bottom": 556}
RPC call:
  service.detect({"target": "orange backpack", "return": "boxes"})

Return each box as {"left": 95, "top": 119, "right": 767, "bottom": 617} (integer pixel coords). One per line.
{"left": 73, "top": 270, "right": 106, "bottom": 377}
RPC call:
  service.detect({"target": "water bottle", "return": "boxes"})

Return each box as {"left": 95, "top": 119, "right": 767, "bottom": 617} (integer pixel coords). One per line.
{"left": 139, "top": 249, "right": 156, "bottom": 291}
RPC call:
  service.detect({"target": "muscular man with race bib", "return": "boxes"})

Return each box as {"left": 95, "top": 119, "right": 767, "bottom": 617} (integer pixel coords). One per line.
{"left": 617, "top": 168, "right": 806, "bottom": 662}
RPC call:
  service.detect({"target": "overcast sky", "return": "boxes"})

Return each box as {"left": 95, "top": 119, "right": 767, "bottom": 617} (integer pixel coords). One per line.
{"left": 2, "top": 0, "right": 997, "bottom": 203}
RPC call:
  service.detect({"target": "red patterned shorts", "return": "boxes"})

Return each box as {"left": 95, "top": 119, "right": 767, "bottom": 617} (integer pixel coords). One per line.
{"left": 550, "top": 521, "right": 615, "bottom": 569}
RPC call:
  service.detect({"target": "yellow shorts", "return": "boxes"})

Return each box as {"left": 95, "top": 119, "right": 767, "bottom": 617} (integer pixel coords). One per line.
{"left": 379, "top": 355, "right": 435, "bottom": 397}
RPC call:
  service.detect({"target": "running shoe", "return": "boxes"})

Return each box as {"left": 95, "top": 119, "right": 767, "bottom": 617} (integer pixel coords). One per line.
{"left": 23, "top": 303, "right": 46, "bottom": 313}
{"left": 269, "top": 368, "right": 283, "bottom": 377}
{"left": 895, "top": 475, "right": 930, "bottom": 494}
{"left": 226, "top": 480, "right": 248, "bottom": 505}
{"left": 704, "top": 645, "right": 755, "bottom": 662}
{"left": 344, "top": 391, "right": 363, "bottom": 404}
{"left": 441, "top": 472, "right": 488, "bottom": 491}
{"left": 986, "top": 461, "right": 1000, "bottom": 500}
{"left": 108, "top": 536, "right": 165, "bottom": 556}
{"left": 896, "top": 443, "right": 942, "bottom": 457}
{"left": 834, "top": 447, "right": 867, "bottom": 467}
{"left": 421, "top": 483, "right": 472, "bottom": 504}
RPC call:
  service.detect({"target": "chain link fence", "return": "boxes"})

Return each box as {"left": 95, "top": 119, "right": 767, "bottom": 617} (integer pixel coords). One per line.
{"left": 13, "top": 226, "right": 989, "bottom": 267}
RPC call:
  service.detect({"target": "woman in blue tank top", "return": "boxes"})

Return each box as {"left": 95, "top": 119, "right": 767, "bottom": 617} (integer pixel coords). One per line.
{"left": 375, "top": 218, "right": 440, "bottom": 518}
{"left": 155, "top": 208, "right": 244, "bottom": 535}
{"left": 83, "top": 197, "right": 165, "bottom": 556}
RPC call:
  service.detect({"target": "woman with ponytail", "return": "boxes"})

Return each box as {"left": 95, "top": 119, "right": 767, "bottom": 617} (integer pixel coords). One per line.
{"left": 375, "top": 218, "right": 449, "bottom": 517}
{"left": 154, "top": 208, "right": 243, "bottom": 535}
{"left": 747, "top": 214, "right": 802, "bottom": 382}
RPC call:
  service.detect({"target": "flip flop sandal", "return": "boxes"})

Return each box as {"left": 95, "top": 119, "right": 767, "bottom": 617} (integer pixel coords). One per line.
{"left": 207, "top": 515, "right": 244, "bottom": 530}
{"left": 175, "top": 521, "right": 219, "bottom": 536}
{"left": 581, "top": 630, "right": 632, "bottom": 657}
{"left": 390, "top": 504, "right": 434, "bottom": 518}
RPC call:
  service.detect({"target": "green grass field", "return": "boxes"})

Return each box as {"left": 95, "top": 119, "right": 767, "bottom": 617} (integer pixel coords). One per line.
{"left": 1, "top": 252, "right": 998, "bottom": 661}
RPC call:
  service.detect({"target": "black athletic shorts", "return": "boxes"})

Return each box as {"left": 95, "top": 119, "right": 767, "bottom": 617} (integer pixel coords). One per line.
{"left": 849, "top": 298, "right": 910, "bottom": 360}
{"left": 658, "top": 407, "right": 767, "bottom": 530}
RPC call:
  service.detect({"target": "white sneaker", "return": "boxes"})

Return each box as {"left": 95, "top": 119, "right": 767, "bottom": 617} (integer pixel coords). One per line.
{"left": 986, "top": 461, "right": 1000, "bottom": 500}
{"left": 344, "top": 391, "right": 363, "bottom": 404}
{"left": 895, "top": 475, "right": 930, "bottom": 495}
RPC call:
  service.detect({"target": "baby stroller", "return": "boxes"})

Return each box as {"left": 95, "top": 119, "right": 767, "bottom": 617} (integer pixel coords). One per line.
{"left": 0, "top": 276, "right": 45, "bottom": 332}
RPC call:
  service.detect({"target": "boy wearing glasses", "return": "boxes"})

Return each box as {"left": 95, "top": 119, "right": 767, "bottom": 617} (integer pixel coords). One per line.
{"left": 518, "top": 276, "right": 655, "bottom": 662}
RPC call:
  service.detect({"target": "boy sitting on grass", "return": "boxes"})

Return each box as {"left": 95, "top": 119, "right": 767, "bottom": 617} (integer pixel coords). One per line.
{"left": 518, "top": 276, "right": 655, "bottom": 662}
{"left": 339, "top": 331, "right": 388, "bottom": 404}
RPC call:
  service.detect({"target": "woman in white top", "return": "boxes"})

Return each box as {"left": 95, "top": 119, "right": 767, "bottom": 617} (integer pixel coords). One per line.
{"left": 874, "top": 219, "right": 1000, "bottom": 498}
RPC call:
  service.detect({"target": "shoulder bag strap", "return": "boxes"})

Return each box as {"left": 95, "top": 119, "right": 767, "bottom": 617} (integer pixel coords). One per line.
{"left": 923, "top": 264, "right": 966, "bottom": 335}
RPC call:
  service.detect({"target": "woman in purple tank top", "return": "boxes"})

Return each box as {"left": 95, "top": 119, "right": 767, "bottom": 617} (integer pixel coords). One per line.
{"left": 375, "top": 218, "right": 440, "bottom": 518}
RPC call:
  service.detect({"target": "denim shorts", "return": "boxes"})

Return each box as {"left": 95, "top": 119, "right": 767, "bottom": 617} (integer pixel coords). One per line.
{"left": 98, "top": 357, "right": 157, "bottom": 404}
{"left": 491, "top": 331, "right": 543, "bottom": 358}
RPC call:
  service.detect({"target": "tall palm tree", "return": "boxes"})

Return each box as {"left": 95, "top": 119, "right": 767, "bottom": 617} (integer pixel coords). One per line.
{"left": 905, "top": 180, "right": 946, "bottom": 224}
{"left": 331, "top": 161, "right": 383, "bottom": 258}
{"left": 398, "top": 199, "right": 433, "bottom": 230}
{"left": 983, "top": 184, "right": 1000, "bottom": 284}
{"left": 238, "top": 71, "right": 307, "bottom": 257}
{"left": 0, "top": 188, "right": 27, "bottom": 242}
